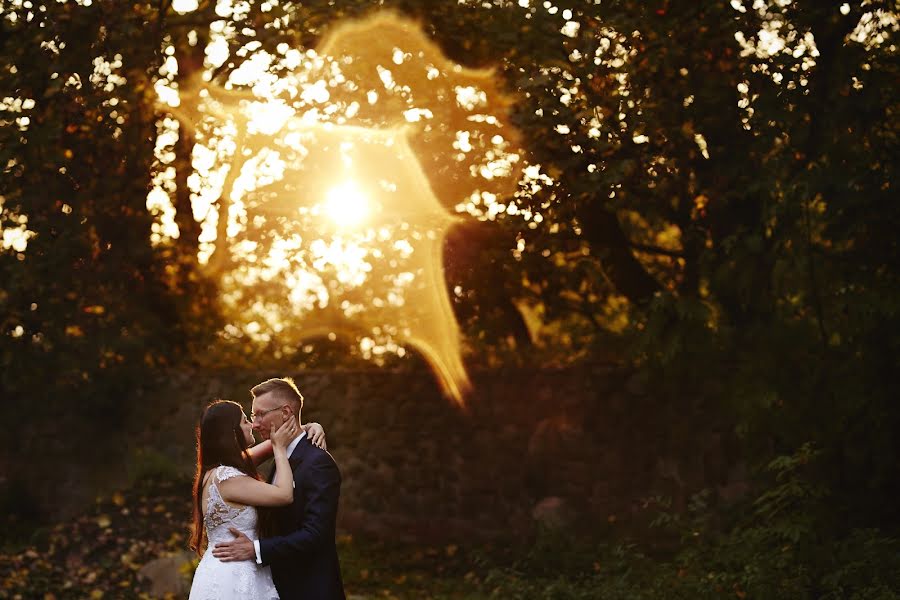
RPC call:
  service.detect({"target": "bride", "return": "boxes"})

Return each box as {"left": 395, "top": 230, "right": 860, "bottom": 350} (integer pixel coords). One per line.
{"left": 187, "top": 399, "right": 326, "bottom": 599}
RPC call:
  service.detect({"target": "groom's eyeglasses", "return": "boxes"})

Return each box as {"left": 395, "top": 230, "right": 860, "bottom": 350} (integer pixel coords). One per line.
{"left": 250, "top": 404, "right": 289, "bottom": 421}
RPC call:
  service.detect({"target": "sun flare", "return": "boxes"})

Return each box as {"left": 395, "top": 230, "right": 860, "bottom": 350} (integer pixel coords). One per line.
{"left": 157, "top": 11, "right": 528, "bottom": 403}
{"left": 324, "top": 181, "right": 370, "bottom": 227}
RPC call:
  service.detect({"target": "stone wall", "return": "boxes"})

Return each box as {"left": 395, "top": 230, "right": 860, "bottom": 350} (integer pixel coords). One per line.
{"left": 5, "top": 365, "right": 745, "bottom": 543}
{"left": 121, "top": 365, "right": 742, "bottom": 543}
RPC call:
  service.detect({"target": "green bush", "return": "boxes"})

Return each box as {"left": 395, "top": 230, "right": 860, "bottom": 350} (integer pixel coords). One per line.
{"left": 475, "top": 445, "right": 900, "bottom": 600}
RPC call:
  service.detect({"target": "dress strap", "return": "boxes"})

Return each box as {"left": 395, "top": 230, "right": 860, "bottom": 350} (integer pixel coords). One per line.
{"left": 213, "top": 465, "right": 247, "bottom": 484}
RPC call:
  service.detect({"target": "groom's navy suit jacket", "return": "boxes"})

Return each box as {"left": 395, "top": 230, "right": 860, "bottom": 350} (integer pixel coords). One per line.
{"left": 260, "top": 436, "right": 345, "bottom": 600}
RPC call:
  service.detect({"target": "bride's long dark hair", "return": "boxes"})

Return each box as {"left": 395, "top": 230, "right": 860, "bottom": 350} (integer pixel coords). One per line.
{"left": 189, "top": 400, "right": 260, "bottom": 555}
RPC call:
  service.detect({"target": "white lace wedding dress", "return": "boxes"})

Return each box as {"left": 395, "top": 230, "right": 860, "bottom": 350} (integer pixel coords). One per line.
{"left": 189, "top": 466, "right": 279, "bottom": 600}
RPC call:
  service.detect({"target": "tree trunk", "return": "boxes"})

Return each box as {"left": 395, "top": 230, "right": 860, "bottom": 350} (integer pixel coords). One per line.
{"left": 578, "top": 206, "right": 663, "bottom": 306}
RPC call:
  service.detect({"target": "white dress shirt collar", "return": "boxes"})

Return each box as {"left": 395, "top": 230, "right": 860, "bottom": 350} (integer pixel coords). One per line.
{"left": 285, "top": 429, "right": 307, "bottom": 458}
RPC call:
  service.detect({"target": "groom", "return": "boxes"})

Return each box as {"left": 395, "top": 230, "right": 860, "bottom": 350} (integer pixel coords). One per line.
{"left": 213, "top": 377, "right": 346, "bottom": 599}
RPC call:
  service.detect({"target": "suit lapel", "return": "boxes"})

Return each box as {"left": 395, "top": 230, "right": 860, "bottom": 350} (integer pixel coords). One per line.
{"left": 265, "top": 436, "right": 306, "bottom": 483}
{"left": 289, "top": 436, "right": 307, "bottom": 471}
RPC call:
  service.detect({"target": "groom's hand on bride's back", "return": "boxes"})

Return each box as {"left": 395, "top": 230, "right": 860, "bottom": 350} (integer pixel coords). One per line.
{"left": 212, "top": 528, "right": 256, "bottom": 562}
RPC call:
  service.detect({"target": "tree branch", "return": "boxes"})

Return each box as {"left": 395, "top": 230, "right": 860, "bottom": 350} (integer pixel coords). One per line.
{"left": 629, "top": 242, "right": 684, "bottom": 259}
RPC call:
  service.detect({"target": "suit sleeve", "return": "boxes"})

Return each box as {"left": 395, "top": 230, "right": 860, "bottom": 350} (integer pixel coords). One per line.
{"left": 258, "top": 452, "right": 341, "bottom": 565}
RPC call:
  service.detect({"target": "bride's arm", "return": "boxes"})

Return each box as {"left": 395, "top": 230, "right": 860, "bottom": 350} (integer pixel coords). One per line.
{"left": 220, "top": 421, "right": 296, "bottom": 507}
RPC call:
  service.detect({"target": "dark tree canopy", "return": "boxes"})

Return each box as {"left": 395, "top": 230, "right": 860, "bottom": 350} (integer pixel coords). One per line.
{"left": 1, "top": 0, "right": 897, "bottom": 555}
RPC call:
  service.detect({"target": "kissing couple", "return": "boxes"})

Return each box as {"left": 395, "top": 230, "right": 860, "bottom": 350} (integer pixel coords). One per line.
{"left": 187, "top": 377, "right": 345, "bottom": 599}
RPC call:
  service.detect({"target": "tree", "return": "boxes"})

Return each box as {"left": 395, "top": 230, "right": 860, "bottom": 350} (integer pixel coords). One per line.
{"left": 491, "top": 0, "right": 898, "bottom": 524}
{"left": 0, "top": 1, "right": 204, "bottom": 497}
{"left": 1, "top": 0, "right": 897, "bottom": 529}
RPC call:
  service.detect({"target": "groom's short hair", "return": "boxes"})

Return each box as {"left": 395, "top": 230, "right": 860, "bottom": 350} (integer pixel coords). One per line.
{"left": 251, "top": 377, "right": 304, "bottom": 412}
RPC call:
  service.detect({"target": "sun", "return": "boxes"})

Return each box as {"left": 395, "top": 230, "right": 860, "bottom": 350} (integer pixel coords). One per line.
{"left": 323, "top": 181, "right": 370, "bottom": 227}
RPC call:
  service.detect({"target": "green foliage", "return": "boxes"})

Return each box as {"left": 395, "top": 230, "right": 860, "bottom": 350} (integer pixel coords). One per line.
{"left": 2, "top": 471, "right": 898, "bottom": 599}
{"left": 635, "top": 445, "right": 900, "bottom": 600}
{"left": 1, "top": 5, "right": 897, "bottom": 592}
{"left": 0, "top": 1, "right": 217, "bottom": 498}
{"left": 432, "top": 444, "right": 900, "bottom": 599}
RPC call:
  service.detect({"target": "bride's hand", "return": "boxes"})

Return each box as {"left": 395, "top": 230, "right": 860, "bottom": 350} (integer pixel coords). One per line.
{"left": 271, "top": 419, "right": 297, "bottom": 451}
{"left": 303, "top": 422, "right": 327, "bottom": 450}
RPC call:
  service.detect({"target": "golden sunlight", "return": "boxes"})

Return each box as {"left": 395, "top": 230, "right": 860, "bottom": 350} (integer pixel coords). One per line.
{"left": 323, "top": 181, "right": 370, "bottom": 228}
{"left": 158, "top": 11, "right": 529, "bottom": 404}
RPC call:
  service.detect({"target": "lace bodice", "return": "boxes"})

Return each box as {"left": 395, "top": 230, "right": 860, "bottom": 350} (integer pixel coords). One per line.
{"left": 204, "top": 466, "right": 258, "bottom": 544}
{"left": 189, "top": 466, "right": 279, "bottom": 599}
